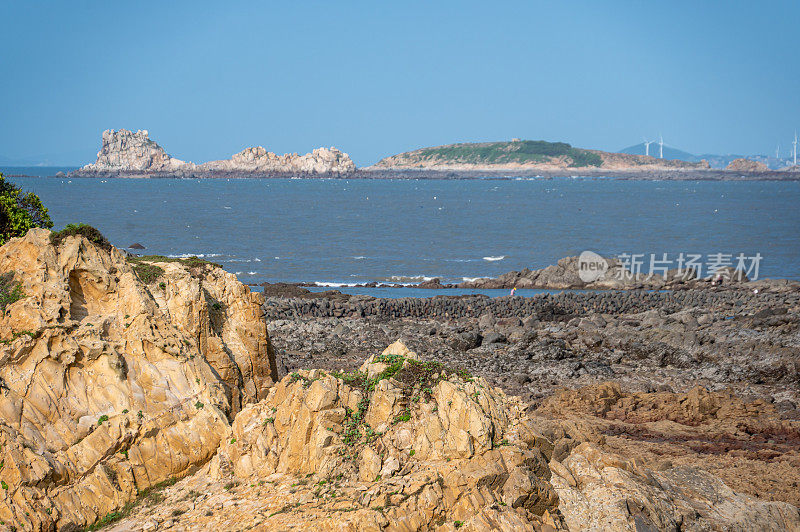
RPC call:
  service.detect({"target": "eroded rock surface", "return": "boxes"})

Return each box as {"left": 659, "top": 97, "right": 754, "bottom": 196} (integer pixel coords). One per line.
{"left": 106, "top": 343, "right": 798, "bottom": 531}
{"left": 0, "top": 229, "right": 278, "bottom": 529}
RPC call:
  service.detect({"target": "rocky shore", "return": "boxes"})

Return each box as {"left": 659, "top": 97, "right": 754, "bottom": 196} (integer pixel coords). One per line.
{"left": 0, "top": 231, "right": 798, "bottom": 530}
{"left": 264, "top": 281, "right": 800, "bottom": 526}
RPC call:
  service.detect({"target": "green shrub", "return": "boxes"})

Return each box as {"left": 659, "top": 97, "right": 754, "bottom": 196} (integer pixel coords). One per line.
{"left": 50, "top": 223, "right": 111, "bottom": 250}
{"left": 0, "top": 172, "right": 53, "bottom": 245}
{"left": 0, "top": 271, "right": 23, "bottom": 311}
{"left": 133, "top": 262, "right": 165, "bottom": 284}
{"left": 97, "top": 414, "right": 109, "bottom": 425}
{"left": 128, "top": 254, "right": 221, "bottom": 269}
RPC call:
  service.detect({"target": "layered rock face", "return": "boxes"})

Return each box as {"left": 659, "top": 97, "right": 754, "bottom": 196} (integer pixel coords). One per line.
{"left": 0, "top": 229, "right": 278, "bottom": 529}
{"left": 201, "top": 145, "right": 356, "bottom": 174}
{"left": 80, "top": 129, "right": 194, "bottom": 173}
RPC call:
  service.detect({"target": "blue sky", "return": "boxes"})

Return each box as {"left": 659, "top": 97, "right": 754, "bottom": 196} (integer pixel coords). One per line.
{"left": 1, "top": 1, "right": 798, "bottom": 166}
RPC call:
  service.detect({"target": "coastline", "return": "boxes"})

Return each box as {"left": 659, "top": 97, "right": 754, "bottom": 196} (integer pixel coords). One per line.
{"left": 61, "top": 167, "right": 800, "bottom": 181}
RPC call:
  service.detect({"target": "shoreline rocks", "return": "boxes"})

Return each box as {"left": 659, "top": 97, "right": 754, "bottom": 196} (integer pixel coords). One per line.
{"left": 1, "top": 229, "right": 799, "bottom": 530}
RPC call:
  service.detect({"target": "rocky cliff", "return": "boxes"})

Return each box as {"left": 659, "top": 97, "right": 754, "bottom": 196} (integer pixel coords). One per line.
{"left": 76, "top": 129, "right": 356, "bottom": 176}
{"left": 0, "top": 229, "right": 278, "bottom": 529}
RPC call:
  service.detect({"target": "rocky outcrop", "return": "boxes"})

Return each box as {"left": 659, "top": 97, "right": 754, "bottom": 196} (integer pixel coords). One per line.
{"left": 536, "top": 382, "right": 800, "bottom": 518}
{"left": 726, "top": 158, "right": 770, "bottom": 172}
{"left": 550, "top": 442, "right": 800, "bottom": 531}
{"left": 210, "top": 340, "right": 564, "bottom": 530}
{"left": 100, "top": 343, "right": 799, "bottom": 531}
{"left": 0, "top": 229, "right": 278, "bottom": 529}
{"left": 75, "top": 129, "right": 356, "bottom": 177}
{"left": 79, "top": 129, "right": 194, "bottom": 173}
{"left": 201, "top": 145, "right": 355, "bottom": 174}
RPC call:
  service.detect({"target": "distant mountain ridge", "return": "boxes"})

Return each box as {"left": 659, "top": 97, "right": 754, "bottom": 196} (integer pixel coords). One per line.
{"left": 619, "top": 142, "right": 793, "bottom": 170}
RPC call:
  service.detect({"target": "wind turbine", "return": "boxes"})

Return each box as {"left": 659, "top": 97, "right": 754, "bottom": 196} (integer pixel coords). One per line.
{"left": 642, "top": 137, "right": 653, "bottom": 157}
{"left": 658, "top": 134, "right": 664, "bottom": 159}
{"left": 794, "top": 131, "right": 798, "bottom": 166}
{"left": 776, "top": 144, "right": 780, "bottom": 159}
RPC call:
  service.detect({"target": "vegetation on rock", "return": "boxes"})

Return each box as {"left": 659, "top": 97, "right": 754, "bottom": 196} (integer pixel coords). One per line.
{"left": 50, "top": 223, "right": 112, "bottom": 250}
{"left": 0, "top": 271, "right": 23, "bottom": 311}
{"left": 128, "top": 254, "right": 222, "bottom": 269}
{"left": 0, "top": 172, "right": 53, "bottom": 245}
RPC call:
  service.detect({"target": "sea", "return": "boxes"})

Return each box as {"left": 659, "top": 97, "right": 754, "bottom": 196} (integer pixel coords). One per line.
{"left": 4, "top": 168, "right": 799, "bottom": 296}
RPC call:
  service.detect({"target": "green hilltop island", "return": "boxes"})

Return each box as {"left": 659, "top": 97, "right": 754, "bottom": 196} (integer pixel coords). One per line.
{"left": 370, "top": 139, "right": 709, "bottom": 171}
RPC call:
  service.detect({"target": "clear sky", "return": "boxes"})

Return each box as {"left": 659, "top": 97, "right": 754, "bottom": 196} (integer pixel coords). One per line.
{"left": 2, "top": 1, "right": 798, "bottom": 166}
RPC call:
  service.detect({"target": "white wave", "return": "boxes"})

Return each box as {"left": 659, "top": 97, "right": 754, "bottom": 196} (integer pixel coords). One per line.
{"left": 167, "top": 253, "right": 223, "bottom": 259}
{"left": 461, "top": 277, "right": 484, "bottom": 282}
{"left": 253, "top": 258, "right": 261, "bottom": 262}
{"left": 247, "top": 271, "right": 257, "bottom": 275}
{"left": 314, "top": 281, "right": 359, "bottom": 287}
{"left": 352, "top": 256, "right": 367, "bottom": 260}
{"left": 483, "top": 255, "right": 506, "bottom": 261}
{"left": 389, "top": 275, "right": 435, "bottom": 283}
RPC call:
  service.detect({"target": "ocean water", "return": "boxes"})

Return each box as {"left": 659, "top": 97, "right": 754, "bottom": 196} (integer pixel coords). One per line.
{"left": 0, "top": 166, "right": 78, "bottom": 177}
{"left": 6, "top": 176, "right": 800, "bottom": 284}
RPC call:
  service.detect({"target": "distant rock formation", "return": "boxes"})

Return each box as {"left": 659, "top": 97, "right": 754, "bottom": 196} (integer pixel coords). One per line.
{"left": 726, "top": 158, "right": 769, "bottom": 172}
{"left": 457, "top": 255, "right": 752, "bottom": 290}
{"left": 80, "top": 129, "right": 195, "bottom": 173}
{"left": 200, "top": 145, "right": 355, "bottom": 174}
{"left": 76, "top": 129, "right": 356, "bottom": 177}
